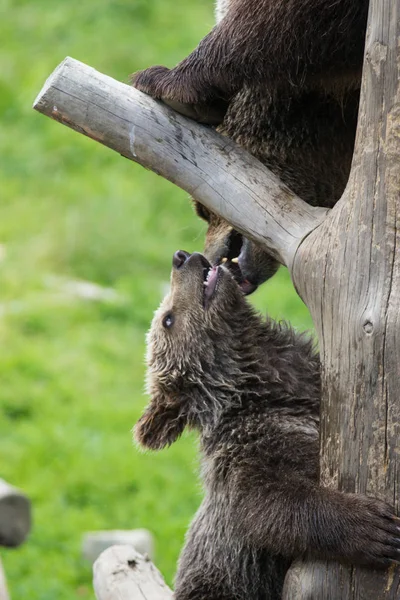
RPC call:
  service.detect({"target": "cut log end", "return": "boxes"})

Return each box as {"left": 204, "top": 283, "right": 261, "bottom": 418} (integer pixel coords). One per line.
{"left": 0, "top": 480, "right": 31, "bottom": 548}
{"left": 93, "top": 545, "right": 173, "bottom": 600}
{"left": 32, "top": 56, "right": 73, "bottom": 114}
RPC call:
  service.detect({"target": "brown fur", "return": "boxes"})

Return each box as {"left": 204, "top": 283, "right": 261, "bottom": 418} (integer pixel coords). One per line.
{"left": 135, "top": 251, "right": 400, "bottom": 599}
{"left": 132, "top": 0, "right": 368, "bottom": 292}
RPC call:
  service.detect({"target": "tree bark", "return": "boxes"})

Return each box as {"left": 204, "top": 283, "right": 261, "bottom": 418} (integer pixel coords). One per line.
{"left": 288, "top": 0, "right": 400, "bottom": 597}
{"left": 93, "top": 545, "right": 172, "bottom": 600}
{"left": 33, "top": 57, "right": 328, "bottom": 269}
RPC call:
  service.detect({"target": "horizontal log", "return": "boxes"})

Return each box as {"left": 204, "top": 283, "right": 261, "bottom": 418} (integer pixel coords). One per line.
{"left": 33, "top": 57, "right": 328, "bottom": 269}
{"left": 0, "top": 480, "right": 31, "bottom": 547}
{"left": 93, "top": 545, "right": 173, "bottom": 600}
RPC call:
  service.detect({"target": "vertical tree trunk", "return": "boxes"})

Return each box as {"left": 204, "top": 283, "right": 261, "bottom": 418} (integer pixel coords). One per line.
{"left": 286, "top": 0, "right": 400, "bottom": 597}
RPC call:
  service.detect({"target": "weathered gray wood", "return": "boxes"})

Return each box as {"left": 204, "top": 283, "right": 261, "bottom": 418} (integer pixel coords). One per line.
{"left": 93, "top": 545, "right": 172, "bottom": 600}
{"left": 33, "top": 57, "right": 328, "bottom": 269}
{"left": 0, "top": 480, "right": 31, "bottom": 548}
{"left": 0, "top": 559, "right": 10, "bottom": 600}
{"left": 282, "top": 559, "right": 353, "bottom": 600}
{"left": 82, "top": 529, "right": 154, "bottom": 563}
{"left": 287, "top": 0, "right": 400, "bottom": 597}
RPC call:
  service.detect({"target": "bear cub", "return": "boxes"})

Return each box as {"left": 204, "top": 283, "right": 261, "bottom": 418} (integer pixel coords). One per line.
{"left": 136, "top": 251, "right": 400, "bottom": 600}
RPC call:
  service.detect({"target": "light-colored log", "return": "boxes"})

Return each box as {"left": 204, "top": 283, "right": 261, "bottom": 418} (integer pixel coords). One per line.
{"left": 33, "top": 57, "right": 328, "bottom": 269}
{"left": 0, "top": 480, "right": 31, "bottom": 548}
{"left": 0, "top": 559, "right": 10, "bottom": 600}
{"left": 93, "top": 545, "right": 172, "bottom": 600}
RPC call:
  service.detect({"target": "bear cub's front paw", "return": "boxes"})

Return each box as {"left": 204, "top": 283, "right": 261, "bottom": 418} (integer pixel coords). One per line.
{"left": 343, "top": 496, "right": 400, "bottom": 568}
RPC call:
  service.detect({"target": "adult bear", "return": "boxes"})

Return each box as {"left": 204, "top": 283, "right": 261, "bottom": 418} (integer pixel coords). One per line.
{"left": 135, "top": 250, "right": 400, "bottom": 600}
{"left": 133, "top": 0, "right": 369, "bottom": 294}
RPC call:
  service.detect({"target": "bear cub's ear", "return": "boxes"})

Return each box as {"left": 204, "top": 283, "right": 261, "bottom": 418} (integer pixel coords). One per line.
{"left": 135, "top": 393, "right": 187, "bottom": 451}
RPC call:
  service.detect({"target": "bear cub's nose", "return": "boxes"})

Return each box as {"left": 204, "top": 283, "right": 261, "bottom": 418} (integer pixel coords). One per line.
{"left": 173, "top": 250, "right": 190, "bottom": 269}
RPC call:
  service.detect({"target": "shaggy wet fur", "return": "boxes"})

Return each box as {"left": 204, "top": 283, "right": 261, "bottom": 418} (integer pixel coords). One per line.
{"left": 135, "top": 251, "right": 400, "bottom": 600}
{"left": 133, "top": 0, "right": 369, "bottom": 292}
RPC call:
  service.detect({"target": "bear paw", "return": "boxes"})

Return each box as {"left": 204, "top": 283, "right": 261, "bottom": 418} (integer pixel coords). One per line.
{"left": 341, "top": 496, "right": 400, "bottom": 568}
{"left": 132, "top": 65, "right": 228, "bottom": 125}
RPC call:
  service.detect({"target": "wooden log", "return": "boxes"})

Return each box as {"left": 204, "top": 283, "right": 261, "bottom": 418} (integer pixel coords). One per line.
{"left": 0, "top": 559, "right": 10, "bottom": 600}
{"left": 0, "top": 480, "right": 30, "bottom": 548}
{"left": 93, "top": 545, "right": 172, "bottom": 600}
{"left": 33, "top": 57, "right": 328, "bottom": 269}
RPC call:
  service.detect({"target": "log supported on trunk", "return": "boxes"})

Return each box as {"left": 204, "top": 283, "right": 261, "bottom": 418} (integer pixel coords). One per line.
{"left": 33, "top": 0, "right": 400, "bottom": 597}
{"left": 33, "top": 57, "right": 328, "bottom": 270}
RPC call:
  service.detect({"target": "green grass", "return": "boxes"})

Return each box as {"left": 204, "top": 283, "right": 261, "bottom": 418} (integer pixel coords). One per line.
{"left": 0, "top": 0, "right": 313, "bottom": 597}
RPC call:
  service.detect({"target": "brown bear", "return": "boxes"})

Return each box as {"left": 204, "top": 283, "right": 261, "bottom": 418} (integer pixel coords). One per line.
{"left": 133, "top": 0, "right": 368, "bottom": 294}
{"left": 135, "top": 250, "right": 400, "bottom": 600}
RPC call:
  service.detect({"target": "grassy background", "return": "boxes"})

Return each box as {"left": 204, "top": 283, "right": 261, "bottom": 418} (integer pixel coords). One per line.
{"left": 1, "top": 0, "right": 313, "bottom": 597}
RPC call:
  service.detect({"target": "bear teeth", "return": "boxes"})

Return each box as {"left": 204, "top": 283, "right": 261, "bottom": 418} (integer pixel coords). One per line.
{"left": 204, "top": 266, "right": 216, "bottom": 287}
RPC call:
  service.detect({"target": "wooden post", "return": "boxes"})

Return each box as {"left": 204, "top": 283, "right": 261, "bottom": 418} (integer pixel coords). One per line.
{"left": 0, "top": 559, "right": 10, "bottom": 600}
{"left": 0, "top": 479, "right": 31, "bottom": 600}
{"left": 93, "top": 545, "right": 172, "bottom": 600}
{"left": 0, "top": 480, "right": 31, "bottom": 548}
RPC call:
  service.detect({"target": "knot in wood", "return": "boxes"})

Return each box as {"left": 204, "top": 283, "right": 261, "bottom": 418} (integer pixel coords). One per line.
{"left": 363, "top": 320, "right": 374, "bottom": 334}
{"left": 365, "top": 41, "right": 388, "bottom": 77}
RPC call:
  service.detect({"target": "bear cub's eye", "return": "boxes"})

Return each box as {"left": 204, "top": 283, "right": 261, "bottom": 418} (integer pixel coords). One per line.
{"left": 162, "top": 313, "right": 175, "bottom": 329}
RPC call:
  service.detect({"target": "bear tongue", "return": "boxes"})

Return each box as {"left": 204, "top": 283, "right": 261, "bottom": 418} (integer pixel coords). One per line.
{"left": 204, "top": 266, "right": 219, "bottom": 301}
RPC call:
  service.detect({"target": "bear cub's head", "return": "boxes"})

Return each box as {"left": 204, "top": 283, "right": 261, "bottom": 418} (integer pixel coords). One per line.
{"left": 135, "top": 250, "right": 259, "bottom": 450}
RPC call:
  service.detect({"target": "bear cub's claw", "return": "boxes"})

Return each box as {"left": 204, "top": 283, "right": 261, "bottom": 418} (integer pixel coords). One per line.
{"left": 344, "top": 497, "right": 400, "bottom": 568}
